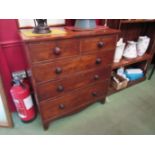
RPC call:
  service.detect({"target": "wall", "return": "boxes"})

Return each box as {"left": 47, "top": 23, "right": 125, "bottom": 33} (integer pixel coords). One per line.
{"left": 0, "top": 19, "right": 27, "bottom": 111}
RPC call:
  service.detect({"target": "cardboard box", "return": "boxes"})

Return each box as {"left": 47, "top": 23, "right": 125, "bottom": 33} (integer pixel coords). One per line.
{"left": 111, "top": 74, "right": 128, "bottom": 90}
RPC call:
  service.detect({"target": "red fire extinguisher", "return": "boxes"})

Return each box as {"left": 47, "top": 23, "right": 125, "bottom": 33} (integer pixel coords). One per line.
{"left": 10, "top": 78, "right": 36, "bottom": 122}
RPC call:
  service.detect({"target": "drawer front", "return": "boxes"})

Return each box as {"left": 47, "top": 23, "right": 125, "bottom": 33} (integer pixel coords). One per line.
{"left": 32, "top": 51, "right": 114, "bottom": 83}
{"left": 32, "top": 51, "right": 113, "bottom": 82}
{"left": 80, "top": 50, "right": 114, "bottom": 71}
{"left": 36, "top": 67, "right": 111, "bottom": 101}
{"left": 80, "top": 35, "right": 116, "bottom": 53}
{"left": 39, "top": 80, "right": 108, "bottom": 121}
{"left": 28, "top": 39, "right": 79, "bottom": 63}
{"left": 32, "top": 57, "right": 80, "bottom": 83}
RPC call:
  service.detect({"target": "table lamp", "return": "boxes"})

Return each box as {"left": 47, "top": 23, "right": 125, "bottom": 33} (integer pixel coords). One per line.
{"left": 33, "top": 19, "right": 51, "bottom": 34}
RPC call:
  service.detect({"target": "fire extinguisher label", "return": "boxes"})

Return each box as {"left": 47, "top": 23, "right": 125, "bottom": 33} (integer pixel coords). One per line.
{"left": 23, "top": 95, "right": 33, "bottom": 110}
{"left": 18, "top": 111, "right": 27, "bottom": 118}
{"left": 13, "top": 99, "right": 19, "bottom": 105}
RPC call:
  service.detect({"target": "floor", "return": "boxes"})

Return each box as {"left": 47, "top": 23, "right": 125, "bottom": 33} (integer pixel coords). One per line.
{"left": 0, "top": 72, "right": 155, "bottom": 135}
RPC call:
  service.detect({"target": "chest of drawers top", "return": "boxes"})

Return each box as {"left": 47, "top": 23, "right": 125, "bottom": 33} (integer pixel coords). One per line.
{"left": 20, "top": 27, "right": 120, "bottom": 43}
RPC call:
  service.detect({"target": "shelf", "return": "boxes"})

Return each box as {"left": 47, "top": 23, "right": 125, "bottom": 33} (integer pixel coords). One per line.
{"left": 108, "top": 77, "right": 146, "bottom": 96}
{"left": 112, "top": 54, "right": 151, "bottom": 70}
{"left": 120, "top": 19, "right": 155, "bottom": 24}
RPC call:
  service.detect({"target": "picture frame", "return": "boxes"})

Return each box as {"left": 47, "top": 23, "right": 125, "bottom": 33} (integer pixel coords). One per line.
{"left": 0, "top": 75, "right": 13, "bottom": 128}
{"left": 18, "top": 19, "right": 65, "bottom": 29}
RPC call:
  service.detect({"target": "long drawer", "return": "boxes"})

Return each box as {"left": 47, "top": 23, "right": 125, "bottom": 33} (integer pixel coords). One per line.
{"left": 28, "top": 38, "right": 80, "bottom": 63}
{"left": 32, "top": 50, "right": 114, "bottom": 83}
{"left": 39, "top": 80, "right": 108, "bottom": 121}
{"left": 36, "top": 67, "right": 111, "bottom": 101}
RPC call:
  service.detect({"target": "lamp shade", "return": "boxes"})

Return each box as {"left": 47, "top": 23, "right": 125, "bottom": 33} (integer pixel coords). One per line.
{"left": 74, "top": 19, "right": 96, "bottom": 30}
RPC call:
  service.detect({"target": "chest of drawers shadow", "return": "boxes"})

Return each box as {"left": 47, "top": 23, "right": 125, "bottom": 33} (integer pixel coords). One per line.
{"left": 20, "top": 27, "right": 119, "bottom": 130}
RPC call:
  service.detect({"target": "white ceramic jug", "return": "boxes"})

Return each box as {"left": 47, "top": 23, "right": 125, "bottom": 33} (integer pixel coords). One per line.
{"left": 123, "top": 41, "right": 137, "bottom": 59}
{"left": 137, "top": 36, "right": 150, "bottom": 56}
{"left": 114, "top": 38, "right": 126, "bottom": 63}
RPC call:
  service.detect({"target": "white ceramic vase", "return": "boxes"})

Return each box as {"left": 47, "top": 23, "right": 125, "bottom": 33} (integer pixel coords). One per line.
{"left": 123, "top": 41, "right": 137, "bottom": 59}
{"left": 137, "top": 36, "right": 150, "bottom": 56}
{"left": 114, "top": 38, "right": 126, "bottom": 63}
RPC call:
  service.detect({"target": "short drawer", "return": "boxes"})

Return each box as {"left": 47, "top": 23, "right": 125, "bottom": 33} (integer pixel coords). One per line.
{"left": 28, "top": 38, "right": 80, "bottom": 63}
{"left": 39, "top": 80, "right": 108, "bottom": 121}
{"left": 32, "top": 51, "right": 114, "bottom": 83}
{"left": 80, "top": 35, "right": 116, "bottom": 53}
{"left": 36, "top": 67, "right": 111, "bottom": 101}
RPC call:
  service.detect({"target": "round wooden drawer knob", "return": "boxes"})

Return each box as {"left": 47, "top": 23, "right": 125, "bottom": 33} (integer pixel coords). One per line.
{"left": 92, "top": 92, "right": 97, "bottom": 97}
{"left": 53, "top": 47, "right": 61, "bottom": 55}
{"left": 55, "top": 67, "right": 62, "bottom": 74}
{"left": 59, "top": 104, "right": 65, "bottom": 109}
{"left": 97, "top": 41, "right": 104, "bottom": 48}
{"left": 57, "top": 85, "right": 64, "bottom": 92}
{"left": 96, "top": 58, "right": 102, "bottom": 64}
{"left": 94, "top": 74, "right": 100, "bottom": 80}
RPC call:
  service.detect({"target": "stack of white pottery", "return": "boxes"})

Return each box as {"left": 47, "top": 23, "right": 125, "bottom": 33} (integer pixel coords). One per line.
{"left": 114, "top": 36, "right": 150, "bottom": 62}
{"left": 137, "top": 36, "right": 150, "bottom": 56}
{"left": 123, "top": 41, "right": 137, "bottom": 59}
{"left": 113, "top": 38, "right": 126, "bottom": 63}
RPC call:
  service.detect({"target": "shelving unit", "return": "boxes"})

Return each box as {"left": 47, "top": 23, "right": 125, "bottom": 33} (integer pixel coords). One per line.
{"left": 120, "top": 19, "right": 155, "bottom": 24}
{"left": 105, "top": 19, "right": 155, "bottom": 95}
{"left": 112, "top": 53, "right": 151, "bottom": 69}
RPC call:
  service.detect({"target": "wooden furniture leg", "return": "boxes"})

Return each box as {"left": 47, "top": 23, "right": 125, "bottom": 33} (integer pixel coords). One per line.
{"left": 43, "top": 122, "right": 49, "bottom": 130}
{"left": 100, "top": 98, "right": 106, "bottom": 104}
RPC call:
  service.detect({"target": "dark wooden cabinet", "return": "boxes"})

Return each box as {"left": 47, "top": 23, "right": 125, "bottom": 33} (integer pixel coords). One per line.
{"left": 103, "top": 19, "right": 155, "bottom": 95}
{"left": 20, "top": 27, "right": 119, "bottom": 129}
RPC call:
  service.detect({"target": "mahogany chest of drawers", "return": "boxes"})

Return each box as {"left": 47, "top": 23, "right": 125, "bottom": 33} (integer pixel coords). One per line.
{"left": 20, "top": 27, "right": 119, "bottom": 130}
